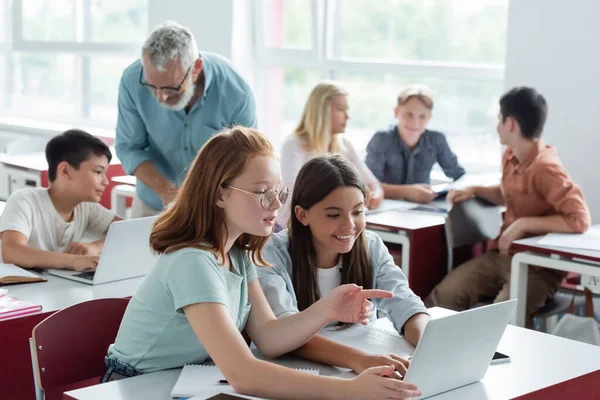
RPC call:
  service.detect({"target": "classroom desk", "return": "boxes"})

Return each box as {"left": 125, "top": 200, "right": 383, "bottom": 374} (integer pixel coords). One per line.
{"left": 109, "top": 175, "right": 138, "bottom": 217}
{"left": 366, "top": 206, "right": 448, "bottom": 299}
{"left": 1, "top": 273, "right": 143, "bottom": 400}
{"left": 509, "top": 235, "right": 600, "bottom": 327}
{"left": 64, "top": 307, "right": 600, "bottom": 400}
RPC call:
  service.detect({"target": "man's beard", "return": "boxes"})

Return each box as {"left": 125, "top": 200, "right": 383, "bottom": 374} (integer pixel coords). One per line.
{"left": 161, "top": 78, "right": 195, "bottom": 111}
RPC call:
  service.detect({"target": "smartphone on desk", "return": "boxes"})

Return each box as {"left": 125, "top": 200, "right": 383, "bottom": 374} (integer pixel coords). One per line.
{"left": 491, "top": 351, "right": 510, "bottom": 364}
{"left": 431, "top": 184, "right": 449, "bottom": 199}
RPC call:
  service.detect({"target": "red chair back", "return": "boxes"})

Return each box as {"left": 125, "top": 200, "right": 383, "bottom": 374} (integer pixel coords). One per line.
{"left": 32, "top": 298, "right": 129, "bottom": 393}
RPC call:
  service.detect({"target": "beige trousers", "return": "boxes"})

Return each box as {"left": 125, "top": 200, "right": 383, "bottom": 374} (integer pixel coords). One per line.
{"left": 425, "top": 250, "right": 564, "bottom": 326}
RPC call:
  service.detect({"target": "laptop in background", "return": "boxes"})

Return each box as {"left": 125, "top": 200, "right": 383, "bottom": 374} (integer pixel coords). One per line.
{"left": 49, "top": 216, "right": 158, "bottom": 285}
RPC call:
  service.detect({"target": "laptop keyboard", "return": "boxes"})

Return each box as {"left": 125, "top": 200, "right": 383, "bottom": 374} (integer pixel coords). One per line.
{"left": 73, "top": 271, "right": 96, "bottom": 281}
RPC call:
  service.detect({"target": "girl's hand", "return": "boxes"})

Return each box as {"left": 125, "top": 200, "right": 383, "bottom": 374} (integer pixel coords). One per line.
{"left": 351, "top": 353, "right": 410, "bottom": 376}
{"left": 346, "top": 365, "right": 421, "bottom": 399}
{"left": 321, "top": 284, "right": 393, "bottom": 325}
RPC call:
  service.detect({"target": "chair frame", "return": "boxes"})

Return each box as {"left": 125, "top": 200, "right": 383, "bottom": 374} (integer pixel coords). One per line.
{"left": 30, "top": 298, "right": 129, "bottom": 400}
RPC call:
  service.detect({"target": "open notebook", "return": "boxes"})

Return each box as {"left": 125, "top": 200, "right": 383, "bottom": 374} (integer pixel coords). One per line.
{"left": 171, "top": 364, "right": 319, "bottom": 399}
{"left": 0, "top": 263, "right": 46, "bottom": 285}
{"left": 318, "top": 322, "right": 414, "bottom": 358}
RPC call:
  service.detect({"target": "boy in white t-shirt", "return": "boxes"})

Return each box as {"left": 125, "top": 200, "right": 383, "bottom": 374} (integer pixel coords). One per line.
{"left": 0, "top": 129, "right": 121, "bottom": 271}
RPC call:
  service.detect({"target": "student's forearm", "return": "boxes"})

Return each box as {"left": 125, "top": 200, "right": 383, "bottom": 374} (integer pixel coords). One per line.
{"left": 370, "top": 182, "right": 384, "bottom": 195}
{"left": 292, "top": 334, "right": 368, "bottom": 371}
{"left": 518, "top": 215, "right": 578, "bottom": 235}
{"left": 380, "top": 183, "right": 411, "bottom": 199}
{"left": 235, "top": 357, "right": 346, "bottom": 400}
{"left": 89, "top": 239, "right": 105, "bottom": 253}
{"left": 472, "top": 185, "right": 505, "bottom": 206}
{"left": 256, "top": 302, "right": 332, "bottom": 358}
{"left": 132, "top": 161, "right": 174, "bottom": 196}
{"left": 2, "top": 244, "right": 77, "bottom": 269}
{"left": 403, "top": 313, "right": 430, "bottom": 346}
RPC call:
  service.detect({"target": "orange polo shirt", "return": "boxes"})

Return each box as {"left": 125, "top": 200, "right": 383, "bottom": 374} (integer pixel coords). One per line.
{"left": 501, "top": 141, "right": 591, "bottom": 235}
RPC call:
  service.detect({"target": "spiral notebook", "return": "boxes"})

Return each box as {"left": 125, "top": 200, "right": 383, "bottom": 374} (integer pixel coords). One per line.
{"left": 318, "top": 322, "right": 414, "bottom": 358}
{"left": 171, "top": 364, "right": 319, "bottom": 399}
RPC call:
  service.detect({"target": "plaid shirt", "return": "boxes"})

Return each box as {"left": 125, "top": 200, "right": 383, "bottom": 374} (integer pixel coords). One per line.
{"left": 365, "top": 125, "right": 465, "bottom": 184}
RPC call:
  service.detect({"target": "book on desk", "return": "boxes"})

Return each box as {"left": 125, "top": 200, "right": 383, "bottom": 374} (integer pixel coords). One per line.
{"left": 0, "top": 263, "right": 46, "bottom": 285}
{"left": 0, "top": 290, "right": 42, "bottom": 320}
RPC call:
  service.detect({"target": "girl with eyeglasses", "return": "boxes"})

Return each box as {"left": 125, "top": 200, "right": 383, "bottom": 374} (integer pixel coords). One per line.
{"left": 104, "top": 126, "right": 420, "bottom": 399}
{"left": 259, "top": 155, "right": 431, "bottom": 373}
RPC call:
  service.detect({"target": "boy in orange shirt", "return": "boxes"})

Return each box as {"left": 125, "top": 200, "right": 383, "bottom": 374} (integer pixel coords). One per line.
{"left": 425, "top": 87, "right": 590, "bottom": 327}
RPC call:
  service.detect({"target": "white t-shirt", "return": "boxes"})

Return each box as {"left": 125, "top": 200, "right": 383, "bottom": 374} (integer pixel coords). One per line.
{"left": 0, "top": 187, "right": 115, "bottom": 261}
{"left": 278, "top": 134, "right": 379, "bottom": 226}
{"left": 317, "top": 264, "right": 342, "bottom": 299}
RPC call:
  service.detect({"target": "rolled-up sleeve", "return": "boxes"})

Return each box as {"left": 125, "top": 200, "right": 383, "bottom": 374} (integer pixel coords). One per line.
{"left": 435, "top": 133, "right": 465, "bottom": 181}
{"left": 257, "top": 246, "right": 299, "bottom": 318}
{"left": 365, "top": 132, "right": 387, "bottom": 182}
{"left": 231, "top": 91, "right": 258, "bottom": 129}
{"left": 115, "top": 76, "right": 154, "bottom": 175}
{"left": 533, "top": 163, "right": 591, "bottom": 233}
{"left": 370, "top": 233, "right": 429, "bottom": 333}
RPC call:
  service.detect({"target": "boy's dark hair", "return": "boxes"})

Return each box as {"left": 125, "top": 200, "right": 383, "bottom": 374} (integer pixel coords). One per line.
{"left": 45, "top": 129, "right": 112, "bottom": 182}
{"left": 499, "top": 87, "right": 548, "bottom": 139}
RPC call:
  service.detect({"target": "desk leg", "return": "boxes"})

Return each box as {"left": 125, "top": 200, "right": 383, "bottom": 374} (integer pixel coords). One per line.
{"left": 408, "top": 227, "right": 448, "bottom": 299}
{"left": 111, "top": 190, "right": 127, "bottom": 219}
{"left": 369, "top": 231, "right": 411, "bottom": 280}
{"left": 510, "top": 253, "right": 529, "bottom": 327}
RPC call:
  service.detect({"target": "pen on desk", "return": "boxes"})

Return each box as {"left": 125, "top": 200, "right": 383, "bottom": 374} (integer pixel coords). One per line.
{"left": 218, "top": 379, "right": 229, "bottom": 384}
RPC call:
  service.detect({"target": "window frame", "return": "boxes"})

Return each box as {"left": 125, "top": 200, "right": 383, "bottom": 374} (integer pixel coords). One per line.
{"left": 0, "top": 0, "right": 145, "bottom": 134}
{"left": 252, "top": 0, "right": 506, "bottom": 171}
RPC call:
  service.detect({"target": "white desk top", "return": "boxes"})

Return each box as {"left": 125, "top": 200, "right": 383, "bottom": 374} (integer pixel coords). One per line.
{"left": 65, "top": 307, "right": 600, "bottom": 400}
{"left": 367, "top": 208, "right": 446, "bottom": 231}
{"left": 514, "top": 235, "right": 600, "bottom": 261}
{"left": 5, "top": 272, "right": 142, "bottom": 314}
{"left": 111, "top": 175, "right": 137, "bottom": 186}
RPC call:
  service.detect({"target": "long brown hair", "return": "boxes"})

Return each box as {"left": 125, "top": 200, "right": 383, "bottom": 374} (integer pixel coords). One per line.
{"left": 289, "top": 155, "right": 372, "bottom": 312}
{"left": 150, "top": 126, "right": 274, "bottom": 265}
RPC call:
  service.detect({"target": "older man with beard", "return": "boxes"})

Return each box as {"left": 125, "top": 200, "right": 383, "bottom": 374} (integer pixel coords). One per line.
{"left": 116, "top": 21, "right": 257, "bottom": 217}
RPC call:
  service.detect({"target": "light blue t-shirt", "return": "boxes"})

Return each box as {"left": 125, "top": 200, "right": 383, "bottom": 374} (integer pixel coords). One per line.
{"left": 107, "top": 246, "right": 257, "bottom": 373}
{"left": 115, "top": 52, "right": 257, "bottom": 211}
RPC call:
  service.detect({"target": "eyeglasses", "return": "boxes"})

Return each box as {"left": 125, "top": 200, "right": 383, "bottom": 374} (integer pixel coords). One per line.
{"left": 223, "top": 184, "right": 289, "bottom": 210}
{"left": 139, "top": 65, "right": 192, "bottom": 95}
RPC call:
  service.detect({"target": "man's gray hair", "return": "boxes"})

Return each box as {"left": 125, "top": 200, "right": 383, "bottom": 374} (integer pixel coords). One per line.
{"left": 142, "top": 21, "right": 198, "bottom": 71}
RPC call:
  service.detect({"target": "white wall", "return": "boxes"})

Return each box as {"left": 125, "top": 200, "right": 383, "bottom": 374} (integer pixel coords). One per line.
{"left": 505, "top": 0, "right": 600, "bottom": 222}
{"left": 148, "top": 0, "right": 254, "bottom": 86}
{"left": 148, "top": 0, "right": 234, "bottom": 58}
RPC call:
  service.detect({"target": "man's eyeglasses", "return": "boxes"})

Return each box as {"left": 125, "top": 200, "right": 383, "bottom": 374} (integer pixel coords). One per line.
{"left": 139, "top": 65, "right": 192, "bottom": 95}
{"left": 223, "top": 184, "right": 289, "bottom": 210}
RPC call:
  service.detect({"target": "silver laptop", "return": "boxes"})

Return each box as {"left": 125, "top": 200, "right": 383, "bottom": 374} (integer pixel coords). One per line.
{"left": 404, "top": 300, "right": 516, "bottom": 399}
{"left": 49, "top": 216, "right": 159, "bottom": 285}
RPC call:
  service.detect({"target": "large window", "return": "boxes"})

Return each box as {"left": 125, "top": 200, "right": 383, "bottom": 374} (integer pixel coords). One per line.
{"left": 254, "top": 0, "right": 508, "bottom": 172}
{"left": 0, "top": 0, "right": 147, "bottom": 132}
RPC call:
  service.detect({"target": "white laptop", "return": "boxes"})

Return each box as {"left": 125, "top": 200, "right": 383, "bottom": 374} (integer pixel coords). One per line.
{"left": 49, "top": 216, "right": 159, "bottom": 285}
{"left": 404, "top": 299, "right": 517, "bottom": 398}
